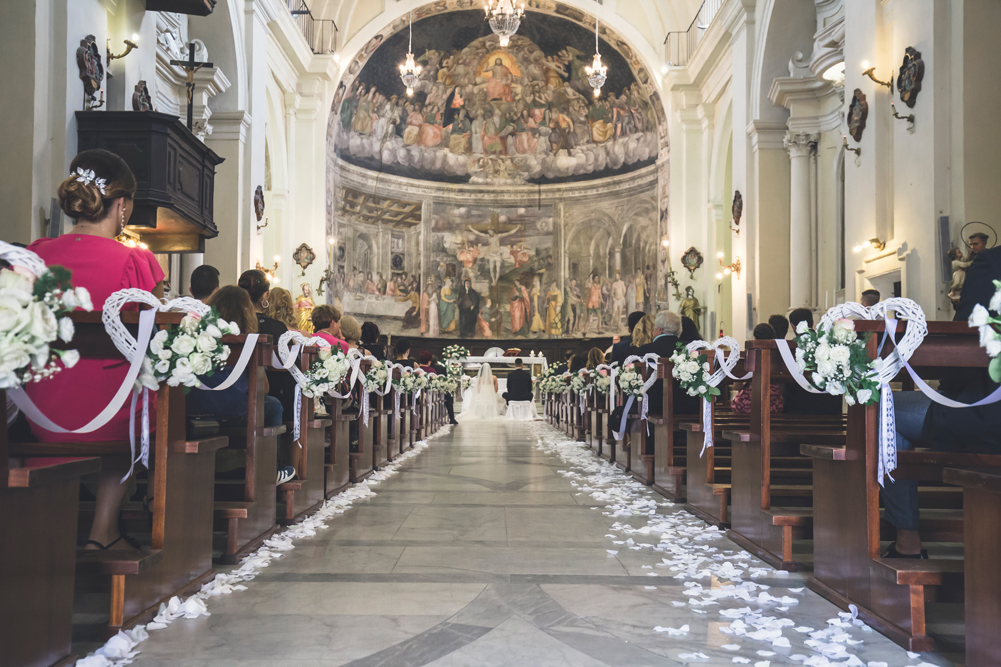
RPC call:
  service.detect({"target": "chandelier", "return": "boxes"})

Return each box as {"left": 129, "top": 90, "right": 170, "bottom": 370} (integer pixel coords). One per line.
{"left": 399, "top": 7, "right": 422, "bottom": 96}
{"left": 485, "top": 0, "right": 524, "bottom": 48}
{"left": 584, "top": 8, "right": 608, "bottom": 97}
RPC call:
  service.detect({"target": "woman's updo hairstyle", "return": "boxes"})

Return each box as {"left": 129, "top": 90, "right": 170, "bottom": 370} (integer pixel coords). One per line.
{"left": 57, "top": 149, "right": 137, "bottom": 222}
{"left": 237, "top": 269, "right": 271, "bottom": 305}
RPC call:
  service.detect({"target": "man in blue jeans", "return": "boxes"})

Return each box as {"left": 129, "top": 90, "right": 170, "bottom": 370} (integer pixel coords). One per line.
{"left": 881, "top": 246, "right": 1001, "bottom": 557}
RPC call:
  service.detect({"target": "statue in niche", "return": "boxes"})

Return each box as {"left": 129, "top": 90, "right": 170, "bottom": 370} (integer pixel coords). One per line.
{"left": 295, "top": 283, "right": 315, "bottom": 333}
{"left": 679, "top": 286, "right": 705, "bottom": 334}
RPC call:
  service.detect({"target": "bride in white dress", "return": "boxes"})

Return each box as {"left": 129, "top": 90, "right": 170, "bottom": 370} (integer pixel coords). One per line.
{"left": 457, "top": 363, "right": 505, "bottom": 421}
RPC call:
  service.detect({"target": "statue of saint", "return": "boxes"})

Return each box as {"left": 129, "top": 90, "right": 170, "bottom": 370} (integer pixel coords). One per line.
{"left": 679, "top": 286, "right": 705, "bottom": 330}
{"left": 295, "top": 283, "right": 316, "bottom": 333}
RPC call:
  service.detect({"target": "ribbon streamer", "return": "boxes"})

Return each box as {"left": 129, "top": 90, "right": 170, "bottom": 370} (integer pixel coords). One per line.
{"left": 615, "top": 354, "right": 660, "bottom": 441}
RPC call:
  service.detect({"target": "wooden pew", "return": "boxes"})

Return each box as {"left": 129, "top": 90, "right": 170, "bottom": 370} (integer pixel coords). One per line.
{"left": 942, "top": 467, "right": 1001, "bottom": 667}
{"left": 2, "top": 389, "right": 102, "bottom": 667}
{"left": 350, "top": 360, "right": 376, "bottom": 483}
{"left": 721, "top": 341, "right": 846, "bottom": 570}
{"left": 9, "top": 311, "right": 227, "bottom": 634}
{"left": 682, "top": 414, "right": 749, "bottom": 527}
{"left": 369, "top": 384, "right": 390, "bottom": 472}
{"left": 600, "top": 367, "right": 623, "bottom": 465}
{"left": 324, "top": 391, "right": 352, "bottom": 498}
{"left": 386, "top": 368, "right": 401, "bottom": 461}
{"left": 213, "top": 334, "right": 285, "bottom": 565}
{"left": 278, "top": 345, "right": 331, "bottom": 525}
{"left": 805, "top": 321, "right": 1001, "bottom": 652}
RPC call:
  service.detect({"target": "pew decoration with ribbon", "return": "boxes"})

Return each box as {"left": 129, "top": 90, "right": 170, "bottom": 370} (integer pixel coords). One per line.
{"left": 570, "top": 369, "right": 590, "bottom": 414}
{"left": 275, "top": 331, "right": 354, "bottom": 441}
{"left": 672, "top": 336, "right": 750, "bottom": 456}
{"left": 0, "top": 241, "right": 92, "bottom": 389}
{"left": 430, "top": 374, "right": 458, "bottom": 394}
{"left": 790, "top": 318, "right": 880, "bottom": 407}
{"left": 614, "top": 354, "right": 660, "bottom": 441}
{"left": 969, "top": 281, "right": 1001, "bottom": 381}
{"left": 361, "top": 358, "right": 394, "bottom": 426}
{"left": 591, "top": 366, "right": 612, "bottom": 394}
{"left": 141, "top": 308, "right": 241, "bottom": 390}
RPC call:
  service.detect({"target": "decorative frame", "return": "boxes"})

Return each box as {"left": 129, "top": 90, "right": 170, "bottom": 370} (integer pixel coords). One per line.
{"left": 847, "top": 89, "right": 869, "bottom": 142}
{"left": 293, "top": 243, "right": 316, "bottom": 276}
{"left": 895, "top": 47, "right": 924, "bottom": 109}
{"left": 680, "top": 246, "right": 704, "bottom": 278}
{"left": 76, "top": 34, "right": 105, "bottom": 104}
{"left": 731, "top": 190, "right": 743, "bottom": 235}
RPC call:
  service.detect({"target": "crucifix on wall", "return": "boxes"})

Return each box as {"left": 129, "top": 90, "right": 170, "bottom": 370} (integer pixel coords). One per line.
{"left": 170, "top": 43, "right": 213, "bottom": 131}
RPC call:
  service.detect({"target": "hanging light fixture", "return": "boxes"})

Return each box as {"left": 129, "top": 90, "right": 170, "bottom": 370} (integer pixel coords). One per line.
{"left": 585, "top": 4, "right": 608, "bottom": 98}
{"left": 398, "top": 6, "right": 422, "bottom": 96}
{"left": 485, "top": 0, "right": 524, "bottom": 48}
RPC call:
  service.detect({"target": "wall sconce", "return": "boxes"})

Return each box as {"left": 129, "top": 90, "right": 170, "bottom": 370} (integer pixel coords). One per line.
{"left": 890, "top": 102, "right": 915, "bottom": 126}
{"left": 107, "top": 35, "right": 140, "bottom": 63}
{"left": 842, "top": 135, "right": 861, "bottom": 157}
{"left": 715, "top": 252, "right": 741, "bottom": 280}
{"left": 256, "top": 256, "right": 280, "bottom": 283}
{"left": 661, "top": 238, "right": 670, "bottom": 248}
{"left": 852, "top": 238, "right": 886, "bottom": 253}
{"left": 256, "top": 217, "right": 269, "bottom": 235}
{"left": 861, "top": 60, "right": 892, "bottom": 89}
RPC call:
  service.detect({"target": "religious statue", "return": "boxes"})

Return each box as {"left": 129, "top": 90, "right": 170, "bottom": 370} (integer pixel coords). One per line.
{"left": 679, "top": 286, "right": 705, "bottom": 334}
{"left": 76, "top": 35, "right": 105, "bottom": 105}
{"left": 947, "top": 247, "right": 974, "bottom": 304}
{"left": 132, "top": 81, "right": 153, "bottom": 112}
{"left": 295, "top": 283, "right": 315, "bottom": 333}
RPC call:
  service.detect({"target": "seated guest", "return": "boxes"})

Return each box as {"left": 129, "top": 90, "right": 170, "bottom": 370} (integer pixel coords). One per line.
{"left": 189, "top": 264, "right": 220, "bottom": 303}
{"left": 611, "top": 311, "right": 646, "bottom": 365}
{"left": 361, "top": 322, "right": 385, "bottom": 359}
{"left": 340, "top": 316, "right": 364, "bottom": 352}
{"left": 569, "top": 353, "right": 587, "bottom": 374}
{"left": 586, "top": 347, "right": 606, "bottom": 370}
{"left": 418, "top": 350, "right": 434, "bottom": 373}
{"left": 311, "top": 305, "right": 349, "bottom": 353}
{"left": 679, "top": 317, "right": 701, "bottom": 344}
{"left": 731, "top": 324, "right": 784, "bottom": 414}
{"left": 768, "top": 314, "right": 789, "bottom": 340}
{"left": 503, "top": 358, "right": 534, "bottom": 404}
{"left": 265, "top": 286, "right": 299, "bottom": 331}
{"left": 637, "top": 311, "right": 700, "bottom": 415}
{"left": 395, "top": 338, "right": 414, "bottom": 367}
{"left": 784, "top": 307, "right": 842, "bottom": 415}
{"left": 861, "top": 289, "right": 880, "bottom": 307}
{"left": 631, "top": 314, "right": 655, "bottom": 349}
{"left": 26, "top": 149, "right": 164, "bottom": 550}
{"left": 881, "top": 245, "right": 1001, "bottom": 558}
{"left": 239, "top": 270, "right": 299, "bottom": 472}
{"left": 190, "top": 287, "right": 293, "bottom": 484}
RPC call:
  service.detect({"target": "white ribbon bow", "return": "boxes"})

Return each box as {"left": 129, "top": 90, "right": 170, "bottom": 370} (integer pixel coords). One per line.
{"left": 615, "top": 353, "right": 661, "bottom": 441}
{"left": 684, "top": 336, "right": 750, "bottom": 456}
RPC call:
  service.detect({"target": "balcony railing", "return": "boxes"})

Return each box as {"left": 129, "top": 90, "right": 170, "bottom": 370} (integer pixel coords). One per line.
{"left": 284, "top": 0, "right": 338, "bottom": 54}
{"left": 663, "top": 0, "right": 723, "bottom": 67}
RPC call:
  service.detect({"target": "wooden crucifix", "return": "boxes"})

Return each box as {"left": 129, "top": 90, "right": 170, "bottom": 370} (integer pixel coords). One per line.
{"left": 170, "top": 43, "right": 213, "bottom": 131}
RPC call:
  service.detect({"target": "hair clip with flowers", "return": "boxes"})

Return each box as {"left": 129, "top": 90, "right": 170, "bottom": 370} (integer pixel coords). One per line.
{"left": 74, "top": 167, "right": 107, "bottom": 196}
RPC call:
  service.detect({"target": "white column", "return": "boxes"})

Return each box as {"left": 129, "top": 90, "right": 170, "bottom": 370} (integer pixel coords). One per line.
{"left": 785, "top": 132, "right": 818, "bottom": 309}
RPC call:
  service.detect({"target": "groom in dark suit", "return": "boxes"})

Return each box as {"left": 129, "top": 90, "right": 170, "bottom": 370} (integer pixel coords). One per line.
{"left": 502, "top": 358, "right": 534, "bottom": 404}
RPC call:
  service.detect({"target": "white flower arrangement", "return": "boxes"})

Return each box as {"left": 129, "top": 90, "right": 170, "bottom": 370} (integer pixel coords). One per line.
{"left": 541, "top": 374, "right": 569, "bottom": 395}
{"left": 393, "top": 369, "right": 417, "bottom": 395}
{"left": 570, "top": 369, "right": 589, "bottom": 394}
{"left": 591, "top": 368, "right": 612, "bottom": 394}
{"left": 362, "top": 359, "right": 390, "bottom": 393}
{"left": 792, "top": 318, "right": 879, "bottom": 406}
{"left": 969, "top": 280, "right": 1001, "bottom": 382}
{"left": 669, "top": 344, "right": 721, "bottom": 399}
{"left": 300, "top": 347, "right": 351, "bottom": 398}
{"left": 430, "top": 374, "right": 458, "bottom": 394}
{"left": 412, "top": 371, "right": 430, "bottom": 393}
{"left": 461, "top": 375, "right": 472, "bottom": 392}
{"left": 0, "top": 263, "right": 92, "bottom": 388}
{"left": 445, "top": 359, "right": 464, "bottom": 380}
{"left": 442, "top": 344, "right": 470, "bottom": 361}
{"left": 141, "top": 309, "right": 240, "bottom": 390}
{"left": 617, "top": 363, "right": 647, "bottom": 398}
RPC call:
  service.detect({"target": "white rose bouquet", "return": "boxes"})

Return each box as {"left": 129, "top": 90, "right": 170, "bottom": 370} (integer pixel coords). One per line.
{"left": 669, "top": 344, "right": 721, "bottom": 399}
{"left": 617, "top": 363, "right": 647, "bottom": 398}
{"left": 141, "top": 308, "right": 240, "bottom": 390}
{"left": 542, "top": 374, "right": 569, "bottom": 395}
{"left": 570, "top": 369, "right": 589, "bottom": 394}
{"left": 445, "top": 359, "right": 464, "bottom": 380}
{"left": 300, "top": 347, "right": 351, "bottom": 398}
{"left": 362, "top": 359, "right": 391, "bottom": 393}
{"left": 968, "top": 280, "right": 1001, "bottom": 382}
{"left": 412, "top": 370, "right": 430, "bottom": 393}
{"left": 393, "top": 369, "right": 417, "bottom": 396}
{"left": 461, "top": 375, "right": 472, "bottom": 392}
{"left": 0, "top": 263, "right": 92, "bottom": 388}
{"left": 430, "top": 374, "right": 458, "bottom": 394}
{"left": 591, "top": 368, "right": 612, "bottom": 394}
{"left": 793, "top": 318, "right": 879, "bottom": 406}
{"left": 442, "top": 344, "right": 470, "bottom": 361}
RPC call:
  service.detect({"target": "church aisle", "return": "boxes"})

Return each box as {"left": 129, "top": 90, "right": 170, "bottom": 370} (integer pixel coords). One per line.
{"left": 128, "top": 423, "right": 952, "bottom": 667}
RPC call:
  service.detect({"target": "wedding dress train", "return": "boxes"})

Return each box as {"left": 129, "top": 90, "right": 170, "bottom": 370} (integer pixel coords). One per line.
{"left": 457, "top": 364, "right": 506, "bottom": 422}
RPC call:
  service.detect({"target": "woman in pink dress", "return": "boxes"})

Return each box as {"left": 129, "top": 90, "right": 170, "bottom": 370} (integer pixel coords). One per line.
{"left": 25, "top": 149, "right": 164, "bottom": 550}
{"left": 310, "top": 305, "right": 349, "bottom": 353}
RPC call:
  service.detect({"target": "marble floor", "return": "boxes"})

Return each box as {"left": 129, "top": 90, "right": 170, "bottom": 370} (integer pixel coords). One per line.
{"left": 127, "top": 422, "right": 955, "bottom": 667}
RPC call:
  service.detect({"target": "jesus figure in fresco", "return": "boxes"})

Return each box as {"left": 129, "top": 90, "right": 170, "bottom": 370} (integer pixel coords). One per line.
{"left": 486, "top": 58, "right": 514, "bottom": 102}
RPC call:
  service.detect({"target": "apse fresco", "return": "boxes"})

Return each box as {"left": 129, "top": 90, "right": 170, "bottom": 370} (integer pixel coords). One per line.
{"left": 331, "top": 9, "right": 660, "bottom": 184}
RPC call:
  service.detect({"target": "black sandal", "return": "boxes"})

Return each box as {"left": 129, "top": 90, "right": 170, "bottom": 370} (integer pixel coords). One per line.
{"left": 882, "top": 541, "right": 927, "bottom": 559}
{"left": 84, "top": 535, "right": 128, "bottom": 550}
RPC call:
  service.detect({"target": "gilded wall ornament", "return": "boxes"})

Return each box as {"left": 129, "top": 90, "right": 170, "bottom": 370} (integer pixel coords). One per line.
{"left": 896, "top": 47, "right": 924, "bottom": 108}
{"left": 293, "top": 243, "right": 316, "bottom": 276}
{"left": 847, "top": 89, "right": 868, "bottom": 142}
{"left": 680, "top": 247, "right": 704, "bottom": 278}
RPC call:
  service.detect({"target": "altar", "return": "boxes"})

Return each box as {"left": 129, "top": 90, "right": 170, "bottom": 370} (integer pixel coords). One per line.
{"left": 459, "top": 356, "right": 548, "bottom": 375}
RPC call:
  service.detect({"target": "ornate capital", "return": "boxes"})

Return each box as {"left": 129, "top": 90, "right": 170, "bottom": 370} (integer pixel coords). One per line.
{"left": 783, "top": 132, "right": 819, "bottom": 158}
